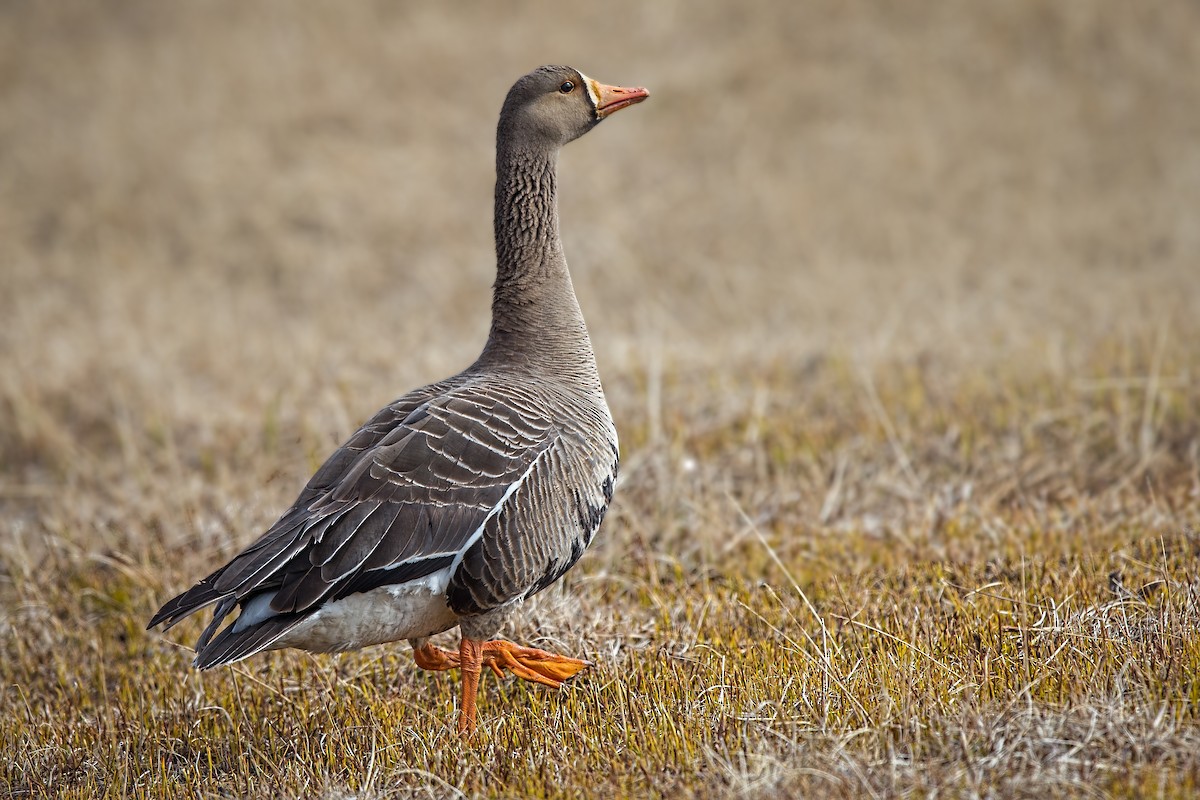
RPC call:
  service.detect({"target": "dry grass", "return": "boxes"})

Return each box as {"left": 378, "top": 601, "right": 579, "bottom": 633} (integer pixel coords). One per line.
{"left": 2, "top": 1, "right": 1199, "bottom": 797}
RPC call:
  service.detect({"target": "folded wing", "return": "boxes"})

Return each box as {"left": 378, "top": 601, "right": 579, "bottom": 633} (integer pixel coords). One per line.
{"left": 147, "top": 378, "right": 558, "bottom": 662}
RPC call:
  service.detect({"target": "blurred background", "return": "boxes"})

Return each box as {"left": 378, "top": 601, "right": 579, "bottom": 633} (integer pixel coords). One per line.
{"left": 1, "top": 0, "right": 1197, "bottom": 542}
{"left": 4, "top": 6, "right": 1199, "bottom": 792}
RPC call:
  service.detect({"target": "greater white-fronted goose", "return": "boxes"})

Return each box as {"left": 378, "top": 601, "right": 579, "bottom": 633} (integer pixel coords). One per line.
{"left": 148, "top": 65, "right": 648, "bottom": 734}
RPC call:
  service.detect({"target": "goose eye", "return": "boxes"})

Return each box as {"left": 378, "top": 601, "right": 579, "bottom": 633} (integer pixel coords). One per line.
{"left": 559, "top": 81, "right": 574, "bottom": 94}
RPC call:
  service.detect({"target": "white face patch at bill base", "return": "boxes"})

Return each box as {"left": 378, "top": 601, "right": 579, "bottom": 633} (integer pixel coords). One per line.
{"left": 581, "top": 72, "right": 601, "bottom": 113}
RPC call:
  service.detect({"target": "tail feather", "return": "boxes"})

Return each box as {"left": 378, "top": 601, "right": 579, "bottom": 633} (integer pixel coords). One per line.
{"left": 193, "top": 613, "right": 307, "bottom": 669}
{"left": 147, "top": 576, "right": 226, "bottom": 631}
{"left": 194, "top": 596, "right": 238, "bottom": 652}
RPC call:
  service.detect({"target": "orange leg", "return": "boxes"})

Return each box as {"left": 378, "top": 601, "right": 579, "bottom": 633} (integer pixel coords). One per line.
{"left": 456, "top": 637, "right": 591, "bottom": 735}
{"left": 458, "top": 637, "right": 484, "bottom": 734}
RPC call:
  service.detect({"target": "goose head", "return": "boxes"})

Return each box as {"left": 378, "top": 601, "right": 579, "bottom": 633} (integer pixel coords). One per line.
{"left": 499, "top": 65, "right": 649, "bottom": 149}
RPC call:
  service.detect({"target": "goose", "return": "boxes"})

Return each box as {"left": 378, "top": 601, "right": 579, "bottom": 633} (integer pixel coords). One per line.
{"left": 147, "top": 65, "right": 648, "bottom": 734}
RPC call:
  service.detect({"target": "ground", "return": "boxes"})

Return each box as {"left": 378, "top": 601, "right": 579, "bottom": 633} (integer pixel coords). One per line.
{"left": 2, "top": 2, "right": 1199, "bottom": 798}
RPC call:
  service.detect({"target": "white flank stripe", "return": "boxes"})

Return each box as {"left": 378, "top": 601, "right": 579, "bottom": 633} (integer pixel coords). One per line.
{"left": 447, "top": 440, "right": 554, "bottom": 576}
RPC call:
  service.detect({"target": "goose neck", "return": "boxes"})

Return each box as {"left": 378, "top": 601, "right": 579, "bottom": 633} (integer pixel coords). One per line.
{"left": 492, "top": 142, "right": 563, "bottom": 287}
{"left": 481, "top": 141, "right": 595, "bottom": 375}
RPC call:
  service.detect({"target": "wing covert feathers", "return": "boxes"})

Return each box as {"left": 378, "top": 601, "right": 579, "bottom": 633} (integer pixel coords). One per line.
{"left": 149, "top": 376, "right": 616, "bottom": 669}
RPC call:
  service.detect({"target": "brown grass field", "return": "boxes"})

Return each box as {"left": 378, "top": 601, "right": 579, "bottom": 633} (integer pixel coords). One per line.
{"left": 2, "top": 2, "right": 1199, "bottom": 797}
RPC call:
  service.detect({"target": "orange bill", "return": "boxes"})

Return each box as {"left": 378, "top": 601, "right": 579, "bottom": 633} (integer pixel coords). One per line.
{"left": 589, "top": 79, "right": 650, "bottom": 118}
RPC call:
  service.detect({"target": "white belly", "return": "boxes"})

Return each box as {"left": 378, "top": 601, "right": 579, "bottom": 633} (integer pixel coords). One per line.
{"left": 247, "top": 568, "right": 460, "bottom": 654}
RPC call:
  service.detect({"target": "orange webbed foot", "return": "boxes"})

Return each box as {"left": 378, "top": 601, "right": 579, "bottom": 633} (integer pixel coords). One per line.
{"left": 481, "top": 640, "right": 591, "bottom": 687}
{"left": 456, "top": 637, "right": 591, "bottom": 735}
{"left": 412, "top": 641, "right": 460, "bottom": 672}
